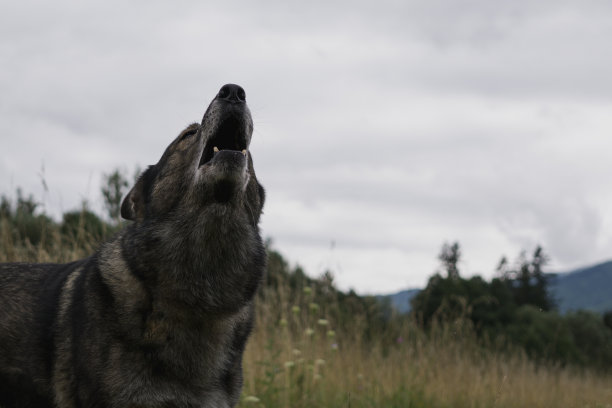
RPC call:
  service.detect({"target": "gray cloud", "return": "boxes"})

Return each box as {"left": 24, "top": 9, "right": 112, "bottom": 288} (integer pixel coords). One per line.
{"left": 2, "top": 0, "right": 611, "bottom": 292}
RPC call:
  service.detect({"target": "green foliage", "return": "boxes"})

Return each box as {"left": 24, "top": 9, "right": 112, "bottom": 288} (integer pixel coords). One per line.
{"left": 412, "top": 242, "right": 612, "bottom": 372}
{"left": 411, "top": 273, "right": 516, "bottom": 335}
{"left": 61, "top": 207, "right": 106, "bottom": 243}
{"left": 0, "top": 196, "right": 10, "bottom": 219}
{"left": 505, "top": 305, "right": 577, "bottom": 364}
{"left": 604, "top": 311, "right": 612, "bottom": 331}
{"left": 1, "top": 189, "right": 117, "bottom": 254}
{"left": 503, "top": 307, "right": 612, "bottom": 370}
{"left": 565, "top": 310, "right": 612, "bottom": 369}
{"left": 0, "top": 190, "right": 56, "bottom": 248}
{"left": 12, "top": 212, "right": 56, "bottom": 247}
{"left": 251, "top": 338, "right": 284, "bottom": 404}
{"left": 15, "top": 188, "right": 38, "bottom": 216}
{"left": 438, "top": 241, "right": 461, "bottom": 279}
{"left": 101, "top": 169, "right": 129, "bottom": 224}
{"left": 509, "top": 246, "right": 555, "bottom": 311}
{"left": 262, "top": 243, "right": 400, "bottom": 350}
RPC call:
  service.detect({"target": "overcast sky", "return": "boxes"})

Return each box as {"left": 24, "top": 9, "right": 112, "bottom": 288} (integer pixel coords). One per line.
{"left": 1, "top": 0, "right": 611, "bottom": 293}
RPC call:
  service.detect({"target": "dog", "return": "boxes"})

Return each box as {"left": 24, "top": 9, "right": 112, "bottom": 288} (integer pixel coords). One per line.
{"left": 0, "top": 84, "right": 266, "bottom": 407}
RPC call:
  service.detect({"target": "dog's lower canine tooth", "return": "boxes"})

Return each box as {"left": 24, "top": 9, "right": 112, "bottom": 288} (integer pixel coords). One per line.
{"left": 213, "top": 146, "right": 219, "bottom": 153}
{"left": 241, "top": 149, "right": 247, "bottom": 156}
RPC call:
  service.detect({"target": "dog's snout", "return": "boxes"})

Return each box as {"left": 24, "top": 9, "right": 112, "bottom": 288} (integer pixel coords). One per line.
{"left": 218, "top": 84, "right": 246, "bottom": 103}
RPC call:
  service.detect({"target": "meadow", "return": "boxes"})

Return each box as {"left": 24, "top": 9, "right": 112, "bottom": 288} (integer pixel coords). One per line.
{"left": 240, "top": 278, "right": 612, "bottom": 408}
{"left": 1, "top": 206, "right": 611, "bottom": 408}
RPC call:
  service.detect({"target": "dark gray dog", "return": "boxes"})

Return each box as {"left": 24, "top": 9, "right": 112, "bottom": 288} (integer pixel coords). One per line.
{"left": 0, "top": 84, "right": 266, "bottom": 408}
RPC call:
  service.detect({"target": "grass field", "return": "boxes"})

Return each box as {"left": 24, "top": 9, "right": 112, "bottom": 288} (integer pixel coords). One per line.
{"left": 1, "top": 222, "right": 611, "bottom": 408}
{"left": 239, "top": 281, "right": 612, "bottom": 408}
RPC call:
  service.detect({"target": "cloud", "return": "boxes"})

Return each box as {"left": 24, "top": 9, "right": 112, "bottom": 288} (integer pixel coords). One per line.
{"left": 1, "top": 0, "right": 611, "bottom": 292}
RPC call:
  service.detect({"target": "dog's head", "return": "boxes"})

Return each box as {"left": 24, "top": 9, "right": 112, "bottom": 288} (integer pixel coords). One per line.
{"left": 121, "top": 84, "right": 264, "bottom": 225}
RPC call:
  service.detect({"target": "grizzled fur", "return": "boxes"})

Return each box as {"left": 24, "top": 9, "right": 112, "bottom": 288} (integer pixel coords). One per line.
{"left": 0, "top": 84, "right": 266, "bottom": 408}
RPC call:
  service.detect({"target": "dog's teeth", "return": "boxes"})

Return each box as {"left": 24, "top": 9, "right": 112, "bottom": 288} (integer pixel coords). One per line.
{"left": 213, "top": 146, "right": 219, "bottom": 153}
{"left": 241, "top": 149, "right": 247, "bottom": 156}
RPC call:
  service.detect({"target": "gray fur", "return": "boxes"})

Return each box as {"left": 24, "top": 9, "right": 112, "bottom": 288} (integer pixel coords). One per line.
{"left": 0, "top": 84, "right": 266, "bottom": 408}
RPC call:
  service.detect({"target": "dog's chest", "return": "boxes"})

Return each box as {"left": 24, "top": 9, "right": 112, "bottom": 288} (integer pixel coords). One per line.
{"left": 105, "top": 303, "right": 250, "bottom": 406}
{"left": 142, "top": 301, "right": 240, "bottom": 367}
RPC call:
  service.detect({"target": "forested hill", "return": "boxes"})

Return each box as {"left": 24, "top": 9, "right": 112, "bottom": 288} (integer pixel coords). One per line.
{"left": 382, "top": 260, "right": 612, "bottom": 315}
{"left": 550, "top": 260, "right": 612, "bottom": 314}
{"left": 377, "top": 289, "right": 419, "bottom": 314}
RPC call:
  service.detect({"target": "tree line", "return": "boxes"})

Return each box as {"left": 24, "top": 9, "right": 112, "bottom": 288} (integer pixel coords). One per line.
{"left": 0, "top": 170, "right": 130, "bottom": 250}
{"left": 1, "top": 168, "right": 611, "bottom": 372}
{"left": 412, "top": 242, "right": 612, "bottom": 371}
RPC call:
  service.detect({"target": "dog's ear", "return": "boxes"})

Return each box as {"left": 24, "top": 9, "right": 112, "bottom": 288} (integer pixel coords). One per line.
{"left": 121, "top": 167, "right": 153, "bottom": 221}
{"left": 121, "top": 182, "right": 143, "bottom": 221}
{"left": 257, "top": 183, "right": 266, "bottom": 210}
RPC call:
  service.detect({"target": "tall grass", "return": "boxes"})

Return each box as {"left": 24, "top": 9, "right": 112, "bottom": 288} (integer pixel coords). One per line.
{"left": 0, "top": 212, "right": 103, "bottom": 264}
{"left": 2, "top": 218, "right": 611, "bottom": 408}
{"left": 241, "top": 275, "right": 612, "bottom": 408}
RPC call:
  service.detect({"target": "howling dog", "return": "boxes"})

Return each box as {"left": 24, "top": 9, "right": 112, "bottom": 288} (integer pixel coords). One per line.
{"left": 0, "top": 84, "right": 266, "bottom": 408}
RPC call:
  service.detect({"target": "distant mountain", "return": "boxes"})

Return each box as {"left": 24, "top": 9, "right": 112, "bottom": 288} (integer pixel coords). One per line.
{"left": 377, "top": 288, "right": 420, "bottom": 314}
{"left": 549, "top": 260, "right": 612, "bottom": 314}
{"left": 380, "top": 260, "right": 612, "bottom": 315}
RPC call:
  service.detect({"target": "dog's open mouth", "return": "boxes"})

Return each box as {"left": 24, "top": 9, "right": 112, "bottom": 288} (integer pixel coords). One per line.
{"left": 199, "top": 116, "right": 249, "bottom": 167}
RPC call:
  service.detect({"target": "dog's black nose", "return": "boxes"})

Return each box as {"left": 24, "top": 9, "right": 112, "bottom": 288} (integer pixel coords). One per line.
{"left": 218, "top": 84, "right": 246, "bottom": 103}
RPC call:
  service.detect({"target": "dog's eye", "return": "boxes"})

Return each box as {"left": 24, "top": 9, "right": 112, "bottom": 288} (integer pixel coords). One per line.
{"left": 180, "top": 130, "right": 197, "bottom": 141}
